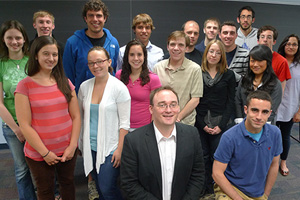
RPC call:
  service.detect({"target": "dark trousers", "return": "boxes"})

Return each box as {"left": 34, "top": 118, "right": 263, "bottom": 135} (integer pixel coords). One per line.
{"left": 26, "top": 150, "right": 77, "bottom": 200}
{"left": 276, "top": 119, "right": 294, "bottom": 160}
{"left": 195, "top": 123, "right": 223, "bottom": 194}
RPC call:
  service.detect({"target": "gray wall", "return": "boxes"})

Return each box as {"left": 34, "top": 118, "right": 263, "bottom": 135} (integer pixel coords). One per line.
{"left": 0, "top": 0, "right": 300, "bottom": 52}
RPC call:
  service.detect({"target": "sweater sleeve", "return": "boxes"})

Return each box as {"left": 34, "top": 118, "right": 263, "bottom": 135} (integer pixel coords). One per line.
{"left": 235, "top": 81, "right": 244, "bottom": 119}
{"left": 268, "top": 80, "right": 282, "bottom": 123}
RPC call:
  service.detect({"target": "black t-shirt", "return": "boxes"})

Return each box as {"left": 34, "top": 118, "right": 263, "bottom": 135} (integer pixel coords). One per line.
{"left": 87, "top": 32, "right": 107, "bottom": 47}
{"left": 226, "top": 47, "right": 237, "bottom": 67}
{"left": 163, "top": 48, "right": 203, "bottom": 65}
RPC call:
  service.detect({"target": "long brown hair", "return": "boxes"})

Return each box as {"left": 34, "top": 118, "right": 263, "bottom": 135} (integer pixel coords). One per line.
{"left": 120, "top": 40, "right": 150, "bottom": 86}
{"left": 201, "top": 39, "right": 227, "bottom": 74}
{"left": 26, "top": 36, "right": 72, "bottom": 102}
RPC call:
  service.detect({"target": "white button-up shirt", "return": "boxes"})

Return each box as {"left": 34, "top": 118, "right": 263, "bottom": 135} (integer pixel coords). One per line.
{"left": 154, "top": 123, "right": 176, "bottom": 200}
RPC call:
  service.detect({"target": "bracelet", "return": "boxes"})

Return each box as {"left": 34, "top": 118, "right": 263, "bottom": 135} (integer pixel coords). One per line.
{"left": 42, "top": 150, "right": 50, "bottom": 158}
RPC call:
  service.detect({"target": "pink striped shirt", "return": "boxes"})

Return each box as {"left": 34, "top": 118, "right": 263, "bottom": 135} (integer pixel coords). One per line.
{"left": 15, "top": 77, "right": 75, "bottom": 161}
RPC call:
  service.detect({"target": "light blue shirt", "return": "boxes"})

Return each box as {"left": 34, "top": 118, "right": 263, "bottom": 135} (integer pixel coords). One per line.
{"left": 90, "top": 104, "right": 99, "bottom": 151}
{"left": 247, "top": 127, "right": 263, "bottom": 142}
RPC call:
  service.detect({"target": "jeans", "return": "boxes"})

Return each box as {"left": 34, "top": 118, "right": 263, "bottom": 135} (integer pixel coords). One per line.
{"left": 2, "top": 124, "right": 37, "bottom": 200}
{"left": 91, "top": 151, "right": 123, "bottom": 200}
{"left": 276, "top": 119, "right": 294, "bottom": 160}
{"left": 26, "top": 149, "right": 78, "bottom": 200}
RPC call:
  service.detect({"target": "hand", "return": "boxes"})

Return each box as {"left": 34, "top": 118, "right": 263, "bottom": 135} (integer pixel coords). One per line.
{"left": 111, "top": 148, "right": 122, "bottom": 168}
{"left": 293, "top": 113, "right": 300, "bottom": 123}
{"left": 203, "top": 126, "right": 214, "bottom": 134}
{"left": 14, "top": 128, "right": 25, "bottom": 143}
{"left": 211, "top": 126, "right": 222, "bottom": 135}
{"left": 61, "top": 146, "right": 77, "bottom": 162}
{"left": 43, "top": 151, "right": 62, "bottom": 166}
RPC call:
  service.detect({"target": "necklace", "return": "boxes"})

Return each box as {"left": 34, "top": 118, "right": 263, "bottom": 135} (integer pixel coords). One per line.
{"left": 10, "top": 58, "right": 23, "bottom": 69}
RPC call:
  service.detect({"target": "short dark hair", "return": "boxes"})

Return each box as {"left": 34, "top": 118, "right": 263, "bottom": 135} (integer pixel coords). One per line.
{"left": 82, "top": 0, "right": 109, "bottom": 21}
{"left": 150, "top": 86, "right": 179, "bottom": 106}
{"left": 203, "top": 17, "right": 220, "bottom": 31}
{"left": 220, "top": 21, "right": 238, "bottom": 32}
{"left": 257, "top": 25, "right": 278, "bottom": 41}
{"left": 238, "top": 6, "right": 255, "bottom": 18}
{"left": 246, "top": 90, "right": 272, "bottom": 107}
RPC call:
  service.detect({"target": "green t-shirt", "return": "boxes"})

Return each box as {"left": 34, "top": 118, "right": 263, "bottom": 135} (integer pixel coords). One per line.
{"left": 0, "top": 56, "right": 28, "bottom": 123}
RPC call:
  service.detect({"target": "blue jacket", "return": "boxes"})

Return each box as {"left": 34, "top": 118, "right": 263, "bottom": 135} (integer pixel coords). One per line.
{"left": 63, "top": 28, "right": 119, "bottom": 93}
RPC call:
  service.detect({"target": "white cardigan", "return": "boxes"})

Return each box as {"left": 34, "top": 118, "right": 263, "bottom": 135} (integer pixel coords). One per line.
{"left": 78, "top": 75, "right": 131, "bottom": 175}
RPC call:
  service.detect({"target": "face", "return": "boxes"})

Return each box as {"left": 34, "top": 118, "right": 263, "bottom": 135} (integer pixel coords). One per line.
{"left": 36, "top": 44, "right": 58, "bottom": 72}
{"left": 3, "top": 28, "right": 25, "bottom": 53}
{"left": 128, "top": 45, "right": 144, "bottom": 71}
{"left": 237, "top": 9, "right": 255, "bottom": 31}
{"left": 207, "top": 43, "right": 222, "bottom": 65}
{"left": 150, "top": 90, "right": 180, "bottom": 128}
{"left": 84, "top": 10, "right": 107, "bottom": 35}
{"left": 87, "top": 50, "right": 111, "bottom": 78}
{"left": 249, "top": 56, "right": 267, "bottom": 76}
{"left": 167, "top": 37, "right": 186, "bottom": 62}
{"left": 244, "top": 98, "right": 271, "bottom": 133}
{"left": 33, "top": 16, "right": 55, "bottom": 36}
{"left": 184, "top": 21, "right": 200, "bottom": 47}
{"left": 134, "top": 23, "right": 152, "bottom": 45}
{"left": 284, "top": 37, "right": 299, "bottom": 57}
{"left": 204, "top": 21, "right": 219, "bottom": 40}
{"left": 219, "top": 25, "right": 237, "bottom": 48}
{"left": 258, "top": 30, "right": 276, "bottom": 50}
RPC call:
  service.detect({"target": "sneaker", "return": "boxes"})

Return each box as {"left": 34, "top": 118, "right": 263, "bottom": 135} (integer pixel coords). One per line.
{"left": 88, "top": 180, "right": 99, "bottom": 200}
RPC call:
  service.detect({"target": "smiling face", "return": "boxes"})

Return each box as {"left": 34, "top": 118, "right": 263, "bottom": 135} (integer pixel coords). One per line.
{"left": 285, "top": 37, "right": 299, "bottom": 57}
{"left": 3, "top": 28, "right": 25, "bottom": 54}
{"left": 167, "top": 37, "right": 186, "bottom": 63}
{"left": 84, "top": 9, "right": 106, "bottom": 37}
{"left": 33, "top": 16, "right": 55, "bottom": 37}
{"left": 134, "top": 23, "right": 152, "bottom": 46}
{"left": 36, "top": 44, "right": 58, "bottom": 72}
{"left": 128, "top": 44, "right": 144, "bottom": 71}
{"left": 150, "top": 89, "right": 180, "bottom": 129}
{"left": 237, "top": 9, "right": 255, "bottom": 31}
{"left": 87, "top": 49, "right": 111, "bottom": 78}
{"left": 244, "top": 98, "right": 271, "bottom": 133}
{"left": 204, "top": 21, "right": 219, "bottom": 40}
{"left": 207, "top": 43, "right": 221, "bottom": 66}
{"left": 249, "top": 56, "right": 267, "bottom": 76}
{"left": 219, "top": 25, "right": 237, "bottom": 49}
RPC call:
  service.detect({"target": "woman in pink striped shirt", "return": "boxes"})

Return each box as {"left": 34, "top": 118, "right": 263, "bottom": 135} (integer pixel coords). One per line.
{"left": 15, "top": 36, "right": 81, "bottom": 200}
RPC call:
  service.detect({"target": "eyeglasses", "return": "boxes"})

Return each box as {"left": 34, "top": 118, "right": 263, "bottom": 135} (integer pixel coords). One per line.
{"left": 240, "top": 15, "right": 252, "bottom": 20}
{"left": 156, "top": 103, "right": 178, "bottom": 110}
{"left": 286, "top": 43, "right": 298, "bottom": 48}
{"left": 87, "top": 59, "right": 108, "bottom": 67}
{"left": 208, "top": 50, "right": 222, "bottom": 56}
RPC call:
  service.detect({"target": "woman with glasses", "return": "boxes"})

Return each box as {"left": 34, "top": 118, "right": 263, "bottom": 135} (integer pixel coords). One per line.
{"left": 116, "top": 40, "right": 161, "bottom": 131}
{"left": 195, "top": 39, "right": 235, "bottom": 196}
{"left": 235, "top": 45, "right": 282, "bottom": 124}
{"left": 276, "top": 34, "right": 300, "bottom": 176}
{"left": 78, "top": 46, "right": 130, "bottom": 200}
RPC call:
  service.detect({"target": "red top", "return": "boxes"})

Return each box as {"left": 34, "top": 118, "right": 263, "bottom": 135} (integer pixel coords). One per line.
{"left": 272, "top": 52, "right": 291, "bottom": 82}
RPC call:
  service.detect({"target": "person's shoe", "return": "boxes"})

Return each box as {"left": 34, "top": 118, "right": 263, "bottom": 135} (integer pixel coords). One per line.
{"left": 279, "top": 166, "right": 289, "bottom": 176}
{"left": 88, "top": 180, "right": 99, "bottom": 200}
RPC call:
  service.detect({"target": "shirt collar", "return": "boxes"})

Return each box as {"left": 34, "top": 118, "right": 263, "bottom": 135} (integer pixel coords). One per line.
{"left": 153, "top": 123, "right": 177, "bottom": 144}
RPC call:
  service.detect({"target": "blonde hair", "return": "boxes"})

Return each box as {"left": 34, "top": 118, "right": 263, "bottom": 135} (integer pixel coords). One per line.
{"left": 33, "top": 10, "right": 55, "bottom": 24}
{"left": 201, "top": 39, "right": 227, "bottom": 74}
{"left": 132, "top": 13, "right": 155, "bottom": 30}
{"left": 167, "top": 30, "right": 190, "bottom": 46}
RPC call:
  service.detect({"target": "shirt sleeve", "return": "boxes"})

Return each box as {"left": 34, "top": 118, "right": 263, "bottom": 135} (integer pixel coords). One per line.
{"left": 14, "top": 78, "right": 29, "bottom": 96}
{"left": 214, "top": 133, "right": 234, "bottom": 164}
{"left": 149, "top": 73, "right": 162, "bottom": 90}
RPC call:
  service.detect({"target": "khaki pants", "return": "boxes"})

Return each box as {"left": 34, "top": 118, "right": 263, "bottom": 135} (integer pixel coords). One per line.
{"left": 214, "top": 184, "right": 268, "bottom": 200}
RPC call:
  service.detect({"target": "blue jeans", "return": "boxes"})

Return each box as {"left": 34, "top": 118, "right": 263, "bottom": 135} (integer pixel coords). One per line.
{"left": 91, "top": 151, "right": 123, "bottom": 200}
{"left": 2, "top": 124, "right": 37, "bottom": 200}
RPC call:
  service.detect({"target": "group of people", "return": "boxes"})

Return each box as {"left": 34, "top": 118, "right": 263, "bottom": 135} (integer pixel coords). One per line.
{"left": 0, "top": 0, "right": 300, "bottom": 200}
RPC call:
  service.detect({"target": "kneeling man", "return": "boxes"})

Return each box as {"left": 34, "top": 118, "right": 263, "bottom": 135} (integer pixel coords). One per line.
{"left": 121, "top": 86, "right": 205, "bottom": 200}
{"left": 213, "top": 90, "right": 282, "bottom": 200}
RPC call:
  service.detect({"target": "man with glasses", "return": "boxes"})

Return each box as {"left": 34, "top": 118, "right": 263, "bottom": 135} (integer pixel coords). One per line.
{"left": 257, "top": 25, "right": 291, "bottom": 92}
{"left": 154, "top": 31, "right": 203, "bottom": 126}
{"left": 219, "top": 21, "right": 249, "bottom": 82}
{"left": 236, "top": 6, "right": 258, "bottom": 50}
{"left": 121, "top": 86, "right": 205, "bottom": 200}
